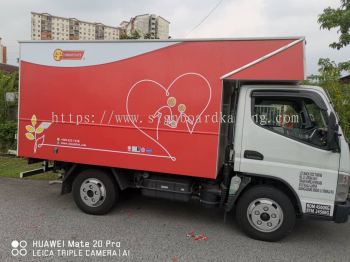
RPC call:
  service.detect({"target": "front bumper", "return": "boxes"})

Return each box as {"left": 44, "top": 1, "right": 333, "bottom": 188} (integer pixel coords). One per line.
{"left": 333, "top": 200, "right": 350, "bottom": 223}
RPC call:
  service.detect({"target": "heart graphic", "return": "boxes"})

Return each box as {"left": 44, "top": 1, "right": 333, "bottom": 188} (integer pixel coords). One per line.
{"left": 126, "top": 72, "right": 212, "bottom": 161}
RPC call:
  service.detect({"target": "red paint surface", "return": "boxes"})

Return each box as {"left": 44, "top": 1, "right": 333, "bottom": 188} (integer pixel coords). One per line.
{"left": 18, "top": 39, "right": 304, "bottom": 179}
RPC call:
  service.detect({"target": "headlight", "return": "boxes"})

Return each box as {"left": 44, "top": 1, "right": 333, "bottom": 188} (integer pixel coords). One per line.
{"left": 335, "top": 173, "right": 350, "bottom": 202}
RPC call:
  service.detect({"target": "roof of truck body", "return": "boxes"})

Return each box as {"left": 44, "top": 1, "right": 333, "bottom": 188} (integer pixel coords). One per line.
{"left": 18, "top": 36, "right": 305, "bottom": 44}
{"left": 19, "top": 36, "right": 305, "bottom": 81}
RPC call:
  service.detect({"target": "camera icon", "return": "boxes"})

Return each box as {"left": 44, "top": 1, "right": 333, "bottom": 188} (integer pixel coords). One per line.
{"left": 11, "top": 240, "right": 27, "bottom": 256}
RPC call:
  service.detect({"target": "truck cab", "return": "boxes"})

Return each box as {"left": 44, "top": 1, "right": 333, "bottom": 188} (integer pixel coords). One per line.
{"left": 225, "top": 83, "right": 350, "bottom": 240}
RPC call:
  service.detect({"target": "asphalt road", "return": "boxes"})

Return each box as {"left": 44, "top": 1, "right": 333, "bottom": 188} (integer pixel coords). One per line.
{"left": 0, "top": 177, "right": 349, "bottom": 262}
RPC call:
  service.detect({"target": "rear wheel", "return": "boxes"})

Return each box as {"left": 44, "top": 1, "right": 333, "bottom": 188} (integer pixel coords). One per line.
{"left": 235, "top": 185, "right": 295, "bottom": 241}
{"left": 72, "top": 169, "right": 119, "bottom": 215}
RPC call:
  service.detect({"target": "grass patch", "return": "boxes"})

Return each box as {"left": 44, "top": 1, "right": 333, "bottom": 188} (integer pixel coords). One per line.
{"left": 0, "top": 155, "right": 59, "bottom": 180}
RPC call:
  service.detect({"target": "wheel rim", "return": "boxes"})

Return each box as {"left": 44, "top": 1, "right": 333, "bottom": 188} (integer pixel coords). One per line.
{"left": 80, "top": 178, "right": 106, "bottom": 207}
{"left": 247, "top": 198, "right": 284, "bottom": 233}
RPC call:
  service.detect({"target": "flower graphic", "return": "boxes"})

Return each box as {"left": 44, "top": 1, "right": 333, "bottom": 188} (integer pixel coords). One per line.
{"left": 25, "top": 115, "right": 51, "bottom": 153}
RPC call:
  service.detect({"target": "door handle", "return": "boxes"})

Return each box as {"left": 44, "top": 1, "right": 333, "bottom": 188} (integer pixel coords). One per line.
{"left": 244, "top": 150, "right": 264, "bottom": 160}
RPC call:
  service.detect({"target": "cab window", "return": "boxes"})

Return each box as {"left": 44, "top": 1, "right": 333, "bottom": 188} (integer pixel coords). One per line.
{"left": 252, "top": 94, "right": 329, "bottom": 148}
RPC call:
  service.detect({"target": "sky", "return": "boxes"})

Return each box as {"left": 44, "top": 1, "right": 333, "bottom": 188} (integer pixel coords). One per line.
{"left": 0, "top": 0, "right": 349, "bottom": 76}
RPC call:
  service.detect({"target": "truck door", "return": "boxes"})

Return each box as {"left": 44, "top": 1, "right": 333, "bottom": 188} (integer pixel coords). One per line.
{"left": 238, "top": 88, "right": 340, "bottom": 216}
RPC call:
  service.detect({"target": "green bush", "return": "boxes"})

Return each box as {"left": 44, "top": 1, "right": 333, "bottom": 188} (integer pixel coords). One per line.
{"left": 0, "top": 70, "right": 18, "bottom": 152}
{"left": 0, "top": 71, "right": 18, "bottom": 122}
{"left": 0, "top": 121, "right": 17, "bottom": 152}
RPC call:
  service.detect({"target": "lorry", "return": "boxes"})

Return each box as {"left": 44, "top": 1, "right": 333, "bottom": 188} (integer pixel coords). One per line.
{"left": 18, "top": 37, "right": 350, "bottom": 241}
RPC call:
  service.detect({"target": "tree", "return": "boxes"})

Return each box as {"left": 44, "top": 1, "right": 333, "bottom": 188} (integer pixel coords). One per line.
{"left": 0, "top": 70, "right": 18, "bottom": 152}
{"left": 119, "top": 30, "right": 141, "bottom": 40}
{"left": 313, "top": 1, "right": 350, "bottom": 140}
{"left": 119, "top": 32, "right": 129, "bottom": 40}
{"left": 0, "top": 71, "right": 18, "bottom": 122}
{"left": 317, "top": 59, "right": 350, "bottom": 138}
{"left": 144, "top": 33, "right": 152, "bottom": 39}
{"left": 130, "top": 30, "right": 141, "bottom": 39}
{"left": 318, "top": 0, "right": 350, "bottom": 50}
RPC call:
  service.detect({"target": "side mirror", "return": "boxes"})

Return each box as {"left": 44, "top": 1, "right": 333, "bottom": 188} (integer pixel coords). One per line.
{"left": 327, "top": 112, "right": 340, "bottom": 151}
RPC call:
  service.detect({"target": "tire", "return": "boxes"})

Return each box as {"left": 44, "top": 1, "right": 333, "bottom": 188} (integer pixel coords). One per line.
{"left": 235, "top": 185, "right": 296, "bottom": 242}
{"left": 72, "top": 169, "right": 119, "bottom": 215}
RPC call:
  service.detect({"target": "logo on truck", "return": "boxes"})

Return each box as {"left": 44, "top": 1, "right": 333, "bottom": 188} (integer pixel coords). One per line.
{"left": 126, "top": 72, "right": 212, "bottom": 161}
{"left": 24, "top": 115, "right": 51, "bottom": 153}
{"left": 53, "top": 49, "right": 84, "bottom": 61}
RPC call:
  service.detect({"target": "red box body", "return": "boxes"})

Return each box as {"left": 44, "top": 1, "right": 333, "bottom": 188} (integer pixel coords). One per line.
{"left": 18, "top": 38, "right": 305, "bottom": 179}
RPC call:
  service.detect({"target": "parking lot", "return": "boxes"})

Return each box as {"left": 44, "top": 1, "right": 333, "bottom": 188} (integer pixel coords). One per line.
{"left": 0, "top": 177, "right": 349, "bottom": 262}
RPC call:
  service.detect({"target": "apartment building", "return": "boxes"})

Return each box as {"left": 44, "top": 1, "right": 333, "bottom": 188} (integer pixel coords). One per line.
{"left": 31, "top": 12, "right": 120, "bottom": 40}
{"left": 156, "top": 16, "right": 170, "bottom": 40}
{"left": 0, "top": 38, "right": 6, "bottom": 63}
{"left": 120, "top": 14, "right": 170, "bottom": 39}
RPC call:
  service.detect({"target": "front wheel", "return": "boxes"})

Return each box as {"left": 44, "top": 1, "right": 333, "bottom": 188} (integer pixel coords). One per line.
{"left": 72, "top": 169, "right": 119, "bottom": 215}
{"left": 235, "top": 185, "right": 296, "bottom": 241}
